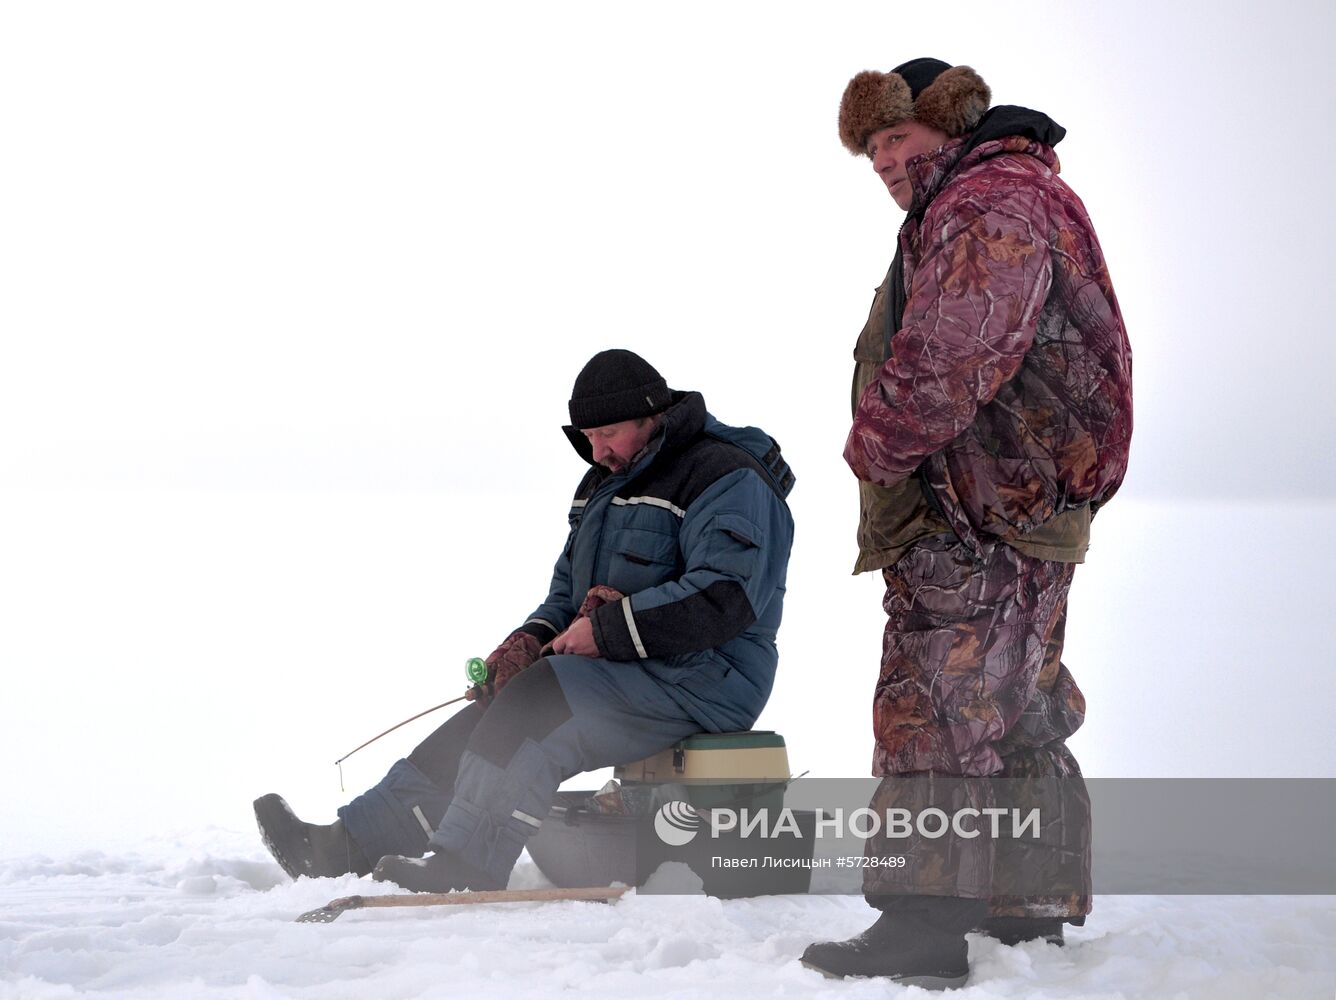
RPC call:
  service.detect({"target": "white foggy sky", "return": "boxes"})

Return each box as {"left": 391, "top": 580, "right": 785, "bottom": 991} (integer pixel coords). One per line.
{"left": 2, "top": 2, "right": 1335, "bottom": 853}
{"left": 2, "top": 0, "right": 1334, "bottom": 501}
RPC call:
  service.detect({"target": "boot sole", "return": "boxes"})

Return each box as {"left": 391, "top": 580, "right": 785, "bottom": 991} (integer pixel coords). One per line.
{"left": 799, "top": 960, "right": 968, "bottom": 990}
{"left": 253, "top": 793, "right": 304, "bottom": 880}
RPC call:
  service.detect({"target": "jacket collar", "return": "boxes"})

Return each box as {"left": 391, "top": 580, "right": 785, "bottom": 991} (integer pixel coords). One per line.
{"left": 562, "top": 390, "right": 707, "bottom": 471}
{"left": 905, "top": 105, "right": 1065, "bottom": 214}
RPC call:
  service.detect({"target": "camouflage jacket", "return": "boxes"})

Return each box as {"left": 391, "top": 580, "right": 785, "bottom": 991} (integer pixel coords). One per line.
{"left": 844, "top": 114, "right": 1133, "bottom": 557}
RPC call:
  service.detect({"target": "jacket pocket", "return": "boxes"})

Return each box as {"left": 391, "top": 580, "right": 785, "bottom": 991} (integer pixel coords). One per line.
{"left": 701, "top": 511, "right": 764, "bottom": 586}
{"left": 607, "top": 529, "right": 679, "bottom": 593}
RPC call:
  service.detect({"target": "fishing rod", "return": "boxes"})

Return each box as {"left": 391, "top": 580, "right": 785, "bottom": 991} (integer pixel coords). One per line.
{"left": 334, "top": 657, "right": 489, "bottom": 789}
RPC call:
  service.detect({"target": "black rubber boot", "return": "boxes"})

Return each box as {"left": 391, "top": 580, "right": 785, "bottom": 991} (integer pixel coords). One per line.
{"left": 979, "top": 915, "right": 1065, "bottom": 946}
{"left": 799, "top": 897, "right": 985, "bottom": 990}
{"left": 372, "top": 850, "right": 503, "bottom": 893}
{"left": 254, "top": 793, "right": 372, "bottom": 879}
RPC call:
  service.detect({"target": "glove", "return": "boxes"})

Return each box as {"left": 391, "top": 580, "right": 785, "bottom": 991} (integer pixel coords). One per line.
{"left": 472, "top": 586, "right": 625, "bottom": 703}
{"left": 540, "top": 585, "right": 627, "bottom": 658}
{"left": 472, "top": 630, "right": 543, "bottom": 704}
{"left": 574, "top": 584, "right": 625, "bottom": 619}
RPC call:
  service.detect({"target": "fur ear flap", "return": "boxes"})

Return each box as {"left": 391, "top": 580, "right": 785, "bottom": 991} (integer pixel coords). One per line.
{"left": 838, "top": 70, "right": 913, "bottom": 156}
{"left": 912, "top": 65, "right": 990, "bottom": 137}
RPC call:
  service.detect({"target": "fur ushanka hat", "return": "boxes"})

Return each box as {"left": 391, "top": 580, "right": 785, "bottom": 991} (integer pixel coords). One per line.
{"left": 838, "top": 57, "right": 990, "bottom": 155}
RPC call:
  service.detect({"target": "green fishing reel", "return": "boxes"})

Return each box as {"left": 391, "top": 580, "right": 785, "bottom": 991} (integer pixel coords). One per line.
{"left": 465, "top": 656, "right": 488, "bottom": 686}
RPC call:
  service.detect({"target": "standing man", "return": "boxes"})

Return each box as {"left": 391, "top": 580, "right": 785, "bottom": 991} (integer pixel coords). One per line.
{"left": 255, "top": 349, "right": 796, "bottom": 894}
{"left": 801, "top": 59, "right": 1132, "bottom": 987}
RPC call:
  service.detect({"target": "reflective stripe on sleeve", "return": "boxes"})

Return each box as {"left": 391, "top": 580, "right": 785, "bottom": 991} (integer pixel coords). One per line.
{"left": 621, "top": 596, "right": 648, "bottom": 659}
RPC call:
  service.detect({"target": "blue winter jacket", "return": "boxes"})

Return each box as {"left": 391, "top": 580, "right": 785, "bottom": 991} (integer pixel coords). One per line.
{"left": 516, "top": 391, "right": 795, "bottom": 732}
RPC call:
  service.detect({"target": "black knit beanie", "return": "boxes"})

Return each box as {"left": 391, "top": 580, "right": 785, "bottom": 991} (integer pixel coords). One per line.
{"left": 568, "top": 349, "right": 673, "bottom": 429}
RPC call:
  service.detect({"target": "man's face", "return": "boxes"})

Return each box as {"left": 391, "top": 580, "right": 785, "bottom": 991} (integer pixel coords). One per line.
{"left": 867, "top": 119, "right": 951, "bottom": 210}
{"left": 582, "top": 416, "right": 660, "bottom": 472}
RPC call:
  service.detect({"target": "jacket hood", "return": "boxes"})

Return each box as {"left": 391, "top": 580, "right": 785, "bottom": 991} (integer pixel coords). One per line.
{"left": 562, "top": 390, "right": 706, "bottom": 469}
{"left": 564, "top": 391, "right": 795, "bottom": 501}
{"left": 962, "top": 105, "right": 1065, "bottom": 155}
{"left": 906, "top": 105, "right": 1065, "bottom": 214}
{"left": 702, "top": 415, "right": 796, "bottom": 500}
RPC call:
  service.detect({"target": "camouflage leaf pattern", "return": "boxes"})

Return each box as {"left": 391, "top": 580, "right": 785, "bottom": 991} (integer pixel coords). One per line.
{"left": 861, "top": 532, "right": 1092, "bottom": 917}
{"left": 858, "top": 767, "right": 1091, "bottom": 922}
{"left": 985, "top": 743, "right": 1091, "bottom": 920}
{"left": 844, "top": 134, "right": 1133, "bottom": 553}
{"left": 872, "top": 533, "right": 1080, "bottom": 778}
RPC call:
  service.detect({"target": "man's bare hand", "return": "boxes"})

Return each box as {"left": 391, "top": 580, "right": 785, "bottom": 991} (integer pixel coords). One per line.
{"left": 551, "top": 616, "right": 599, "bottom": 656}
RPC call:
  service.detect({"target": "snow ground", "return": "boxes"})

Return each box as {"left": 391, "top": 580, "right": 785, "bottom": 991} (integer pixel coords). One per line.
{"left": 2, "top": 829, "right": 1333, "bottom": 1000}
{"left": 2, "top": 496, "right": 1334, "bottom": 998}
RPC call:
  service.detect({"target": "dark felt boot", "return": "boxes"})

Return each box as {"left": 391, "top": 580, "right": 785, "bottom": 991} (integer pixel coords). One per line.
{"left": 254, "top": 793, "right": 372, "bottom": 879}
{"left": 372, "top": 850, "right": 503, "bottom": 893}
{"left": 979, "top": 915, "right": 1066, "bottom": 946}
{"left": 799, "top": 896, "right": 985, "bottom": 990}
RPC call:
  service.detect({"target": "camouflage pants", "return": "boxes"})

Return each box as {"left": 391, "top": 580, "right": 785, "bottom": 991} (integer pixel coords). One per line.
{"left": 863, "top": 532, "right": 1092, "bottom": 919}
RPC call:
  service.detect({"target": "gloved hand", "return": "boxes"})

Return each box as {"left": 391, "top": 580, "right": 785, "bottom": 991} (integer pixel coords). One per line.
{"left": 549, "top": 585, "right": 626, "bottom": 657}
{"left": 467, "top": 630, "right": 543, "bottom": 704}
{"left": 575, "top": 584, "right": 625, "bottom": 619}
{"left": 470, "top": 586, "right": 627, "bottom": 702}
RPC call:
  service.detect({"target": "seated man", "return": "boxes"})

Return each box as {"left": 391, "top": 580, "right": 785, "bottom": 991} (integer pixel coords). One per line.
{"left": 255, "top": 349, "right": 796, "bottom": 893}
